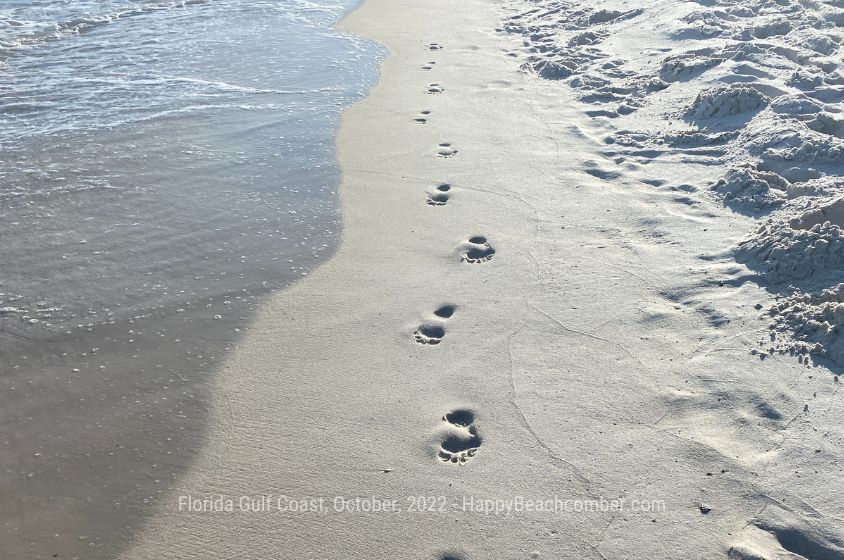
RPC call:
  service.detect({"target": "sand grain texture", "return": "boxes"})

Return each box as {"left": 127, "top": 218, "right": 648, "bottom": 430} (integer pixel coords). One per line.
{"left": 123, "top": 0, "right": 844, "bottom": 558}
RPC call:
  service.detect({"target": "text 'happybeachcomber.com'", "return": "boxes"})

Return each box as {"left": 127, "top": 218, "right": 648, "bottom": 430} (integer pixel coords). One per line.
{"left": 176, "top": 495, "right": 667, "bottom": 515}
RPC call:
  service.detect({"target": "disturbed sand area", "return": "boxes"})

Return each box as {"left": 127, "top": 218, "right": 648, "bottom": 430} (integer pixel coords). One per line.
{"left": 506, "top": 0, "right": 844, "bottom": 368}
{"left": 122, "top": 0, "right": 844, "bottom": 558}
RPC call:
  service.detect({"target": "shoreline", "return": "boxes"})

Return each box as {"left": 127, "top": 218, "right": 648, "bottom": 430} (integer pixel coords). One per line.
{"left": 120, "top": 0, "right": 844, "bottom": 557}
{"left": 0, "top": 1, "right": 383, "bottom": 558}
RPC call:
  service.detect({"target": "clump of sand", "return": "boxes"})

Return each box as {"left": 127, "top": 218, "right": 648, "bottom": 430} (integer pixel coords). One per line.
{"left": 738, "top": 206, "right": 844, "bottom": 282}
{"left": 503, "top": 0, "right": 844, "bottom": 363}
{"left": 686, "top": 86, "right": 769, "bottom": 121}
{"left": 712, "top": 166, "right": 788, "bottom": 211}
{"left": 767, "top": 284, "right": 844, "bottom": 361}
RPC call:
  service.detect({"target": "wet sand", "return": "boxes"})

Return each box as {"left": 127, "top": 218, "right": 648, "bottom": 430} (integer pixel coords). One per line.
{"left": 42, "top": 0, "right": 844, "bottom": 557}
{"left": 0, "top": 2, "right": 381, "bottom": 558}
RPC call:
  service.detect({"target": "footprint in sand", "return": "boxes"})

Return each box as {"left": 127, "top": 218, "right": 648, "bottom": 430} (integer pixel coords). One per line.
{"left": 438, "top": 408, "right": 482, "bottom": 464}
{"left": 422, "top": 61, "right": 437, "bottom": 71}
{"left": 433, "top": 304, "right": 455, "bottom": 319}
{"left": 415, "top": 110, "right": 431, "bottom": 124}
{"left": 414, "top": 324, "right": 445, "bottom": 345}
{"left": 437, "top": 143, "right": 458, "bottom": 158}
{"left": 428, "top": 43, "right": 443, "bottom": 51}
{"left": 426, "top": 183, "right": 451, "bottom": 206}
{"left": 414, "top": 305, "right": 456, "bottom": 345}
{"left": 426, "top": 83, "right": 444, "bottom": 94}
{"left": 460, "top": 235, "right": 495, "bottom": 263}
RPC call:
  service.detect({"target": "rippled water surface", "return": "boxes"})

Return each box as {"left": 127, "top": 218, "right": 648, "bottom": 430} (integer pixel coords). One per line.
{"left": 0, "top": 1, "right": 383, "bottom": 557}
{"left": 0, "top": 0, "right": 382, "bottom": 331}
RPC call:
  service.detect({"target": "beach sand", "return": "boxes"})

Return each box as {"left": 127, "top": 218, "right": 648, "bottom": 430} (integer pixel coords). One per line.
{"left": 119, "top": 0, "right": 844, "bottom": 557}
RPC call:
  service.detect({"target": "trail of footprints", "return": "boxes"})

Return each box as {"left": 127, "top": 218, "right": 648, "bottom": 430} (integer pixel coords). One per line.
{"left": 408, "top": 41, "right": 492, "bottom": 480}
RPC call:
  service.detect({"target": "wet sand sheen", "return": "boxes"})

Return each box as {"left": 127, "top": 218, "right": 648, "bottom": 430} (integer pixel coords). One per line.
{"left": 118, "top": 0, "right": 844, "bottom": 556}
{"left": 0, "top": 1, "right": 383, "bottom": 557}
{"left": 9, "top": 0, "right": 844, "bottom": 557}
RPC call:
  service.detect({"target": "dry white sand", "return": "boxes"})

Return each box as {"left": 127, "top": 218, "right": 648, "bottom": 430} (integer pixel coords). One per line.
{"left": 122, "top": 0, "right": 844, "bottom": 558}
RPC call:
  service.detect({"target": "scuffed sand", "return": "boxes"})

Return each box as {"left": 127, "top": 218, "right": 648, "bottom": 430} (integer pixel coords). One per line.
{"left": 121, "top": 0, "right": 844, "bottom": 558}
{"left": 505, "top": 0, "right": 844, "bottom": 365}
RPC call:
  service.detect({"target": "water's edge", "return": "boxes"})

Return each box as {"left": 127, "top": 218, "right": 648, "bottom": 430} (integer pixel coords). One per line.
{"left": 0, "top": 2, "right": 386, "bottom": 557}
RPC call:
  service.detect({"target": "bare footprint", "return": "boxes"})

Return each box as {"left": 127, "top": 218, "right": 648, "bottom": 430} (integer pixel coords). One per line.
{"left": 426, "top": 83, "right": 444, "bottom": 94}
{"left": 426, "top": 183, "right": 451, "bottom": 206}
{"left": 415, "top": 110, "right": 431, "bottom": 124}
{"left": 433, "top": 304, "right": 455, "bottom": 318}
{"left": 414, "top": 324, "right": 445, "bottom": 345}
{"left": 438, "top": 408, "right": 481, "bottom": 464}
{"left": 460, "top": 235, "right": 495, "bottom": 263}
{"left": 437, "top": 143, "right": 457, "bottom": 158}
{"left": 414, "top": 304, "right": 456, "bottom": 344}
{"left": 443, "top": 408, "right": 473, "bottom": 426}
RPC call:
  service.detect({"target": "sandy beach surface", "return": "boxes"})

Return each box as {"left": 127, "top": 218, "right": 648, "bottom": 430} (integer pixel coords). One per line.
{"left": 115, "top": 0, "right": 844, "bottom": 558}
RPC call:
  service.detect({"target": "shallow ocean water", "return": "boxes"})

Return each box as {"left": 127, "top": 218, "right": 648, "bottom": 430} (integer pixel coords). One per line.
{"left": 0, "top": 1, "right": 383, "bottom": 557}
{"left": 0, "top": 0, "right": 382, "bottom": 333}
